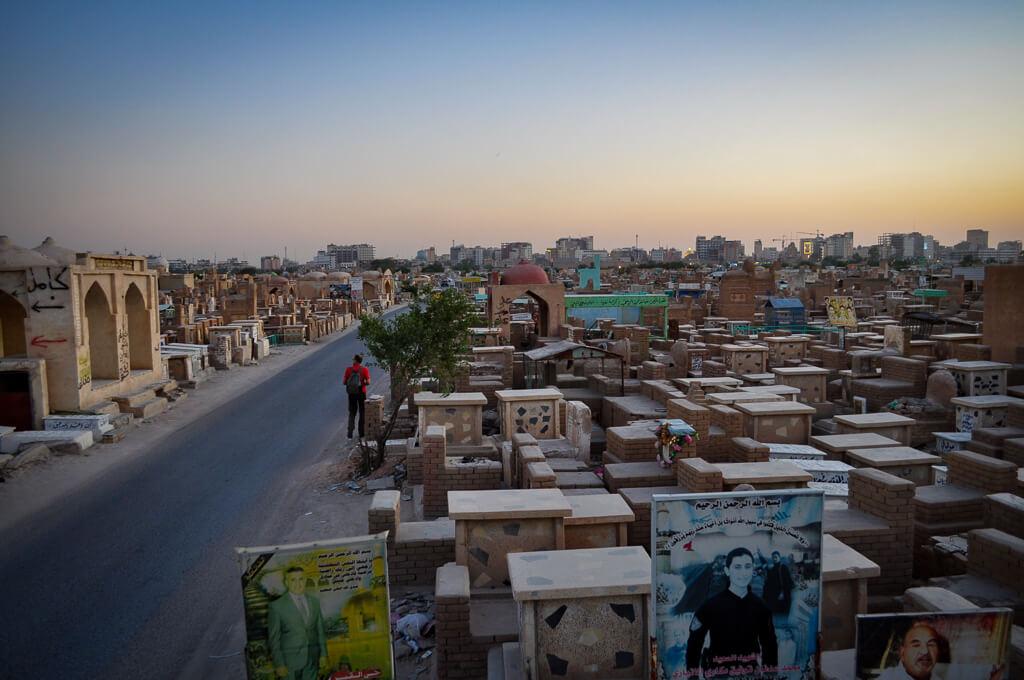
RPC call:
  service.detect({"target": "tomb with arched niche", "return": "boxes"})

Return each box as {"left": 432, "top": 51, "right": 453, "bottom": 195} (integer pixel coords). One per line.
{"left": 487, "top": 261, "right": 566, "bottom": 345}
{"left": 0, "top": 236, "right": 163, "bottom": 428}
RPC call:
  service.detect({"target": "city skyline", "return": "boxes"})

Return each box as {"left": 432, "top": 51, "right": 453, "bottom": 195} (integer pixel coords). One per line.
{"left": 3, "top": 2, "right": 1022, "bottom": 261}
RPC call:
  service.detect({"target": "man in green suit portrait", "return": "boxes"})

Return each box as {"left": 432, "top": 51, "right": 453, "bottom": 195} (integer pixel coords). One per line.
{"left": 269, "top": 566, "right": 328, "bottom": 680}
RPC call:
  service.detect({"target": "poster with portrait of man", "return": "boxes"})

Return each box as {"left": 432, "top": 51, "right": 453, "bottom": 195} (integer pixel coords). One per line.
{"left": 855, "top": 609, "right": 1012, "bottom": 680}
{"left": 236, "top": 533, "right": 394, "bottom": 680}
{"left": 651, "top": 490, "right": 824, "bottom": 680}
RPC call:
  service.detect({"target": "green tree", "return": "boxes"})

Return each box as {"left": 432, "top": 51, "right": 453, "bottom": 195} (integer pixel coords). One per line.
{"left": 421, "top": 262, "right": 444, "bottom": 273}
{"left": 356, "top": 284, "right": 477, "bottom": 471}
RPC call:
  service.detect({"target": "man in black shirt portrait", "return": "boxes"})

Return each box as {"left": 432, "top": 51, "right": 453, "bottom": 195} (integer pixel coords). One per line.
{"left": 685, "top": 546, "right": 778, "bottom": 678}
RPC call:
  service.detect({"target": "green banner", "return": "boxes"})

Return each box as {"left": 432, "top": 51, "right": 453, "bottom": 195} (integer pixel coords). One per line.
{"left": 565, "top": 294, "right": 670, "bottom": 308}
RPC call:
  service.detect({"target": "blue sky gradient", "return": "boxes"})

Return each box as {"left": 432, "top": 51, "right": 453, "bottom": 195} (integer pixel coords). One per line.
{"left": 2, "top": 1, "right": 1022, "bottom": 260}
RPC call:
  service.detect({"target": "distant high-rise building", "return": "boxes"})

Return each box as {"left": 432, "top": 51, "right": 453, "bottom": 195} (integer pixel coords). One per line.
{"left": 722, "top": 240, "right": 744, "bottom": 263}
{"left": 464, "top": 246, "right": 486, "bottom": 267}
{"left": 695, "top": 235, "right": 726, "bottom": 262}
{"left": 966, "top": 229, "right": 989, "bottom": 249}
{"left": 650, "top": 247, "right": 681, "bottom": 263}
{"left": 500, "top": 242, "right": 533, "bottom": 262}
{"left": 261, "top": 255, "right": 282, "bottom": 271}
{"left": 823, "top": 232, "right": 853, "bottom": 260}
{"left": 798, "top": 238, "right": 823, "bottom": 261}
{"left": 327, "top": 243, "right": 375, "bottom": 266}
{"left": 997, "top": 241, "right": 1022, "bottom": 263}
{"left": 553, "top": 236, "right": 593, "bottom": 261}
{"left": 754, "top": 240, "right": 763, "bottom": 258}
{"left": 312, "top": 251, "right": 334, "bottom": 268}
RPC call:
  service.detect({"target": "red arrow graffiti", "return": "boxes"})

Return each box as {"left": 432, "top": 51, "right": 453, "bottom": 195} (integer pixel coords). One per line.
{"left": 30, "top": 335, "right": 68, "bottom": 348}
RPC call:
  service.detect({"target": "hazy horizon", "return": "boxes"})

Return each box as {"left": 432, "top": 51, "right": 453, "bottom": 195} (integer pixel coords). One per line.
{"left": 3, "top": 1, "right": 1022, "bottom": 261}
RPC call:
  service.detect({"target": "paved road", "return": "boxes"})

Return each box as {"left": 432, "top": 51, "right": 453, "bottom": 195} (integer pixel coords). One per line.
{"left": 0, "top": 310, "right": 400, "bottom": 680}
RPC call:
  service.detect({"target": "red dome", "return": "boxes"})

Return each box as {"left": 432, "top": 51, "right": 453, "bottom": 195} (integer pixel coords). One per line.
{"left": 500, "top": 260, "right": 549, "bottom": 285}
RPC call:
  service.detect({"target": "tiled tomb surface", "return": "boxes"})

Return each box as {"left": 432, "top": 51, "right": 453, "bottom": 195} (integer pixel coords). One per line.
{"left": 809, "top": 433, "right": 903, "bottom": 460}
{"left": 833, "top": 413, "right": 914, "bottom": 446}
{"left": 706, "top": 391, "right": 783, "bottom": 406}
{"left": 715, "top": 460, "right": 813, "bottom": 489}
{"left": 497, "top": 389, "right": 564, "bottom": 440}
{"left": 930, "top": 332, "right": 983, "bottom": 360}
{"left": 720, "top": 343, "right": 769, "bottom": 375}
{"left": 741, "top": 384, "right": 802, "bottom": 401}
{"left": 448, "top": 489, "right": 571, "bottom": 591}
{"left": 764, "top": 335, "right": 810, "bottom": 364}
{"left": 934, "top": 431, "right": 971, "bottom": 454}
{"left": 789, "top": 459, "right": 854, "bottom": 483}
{"left": 807, "top": 481, "right": 849, "bottom": 498}
{"left": 734, "top": 401, "right": 816, "bottom": 444}
{"left": 563, "top": 493, "right": 635, "bottom": 550}
{"left": 772, "top": 366, "right": 830, "bottom": 404}
{"left": 819, "top": 534, "right": 879, "bottom": 650}
{"left": 508, "top": 546, "right": 651, "bottom": 680}
{"left": 766, "top": 443, "right": 828, "bottom": 460}
{"left": 949, "top": 394, "right": 1024, "bottom": 433}
{"left": 672, "top": 377, "right": 743, "bottom": 393}
{"left": 415, "top": 391, "right": 487, "bottom": 444}
{"left": 843, "top": 446, "right": 940, "bottom": 485}
{"left": 939, "top": 360, "right": 1010, "bottom": 397}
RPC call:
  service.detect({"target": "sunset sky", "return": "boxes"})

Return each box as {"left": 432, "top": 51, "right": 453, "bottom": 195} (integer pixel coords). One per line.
{"left": 2, "top": 1, "right": 1022, "bottom": 261}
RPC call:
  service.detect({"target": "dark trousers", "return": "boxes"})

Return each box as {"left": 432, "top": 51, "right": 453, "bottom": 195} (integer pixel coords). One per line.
{"left": 348, "top": 393, "right": 366, "bottom": 438}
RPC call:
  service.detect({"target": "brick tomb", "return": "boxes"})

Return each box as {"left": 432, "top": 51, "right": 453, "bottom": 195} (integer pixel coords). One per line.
{"left": 772, "top": 366, "right": 830, "bottom": 404}
{"left": 940, "top": 360, "right": 1011, "bottom": 397}
{"left": 949, "top": 394, "right": 1024, "bottom": 434}
{"left": 508, "top": 546, "right": 651, "bottom": 680}
{"left": 833, "top": 413, "right": 914, "bottom": 447}
{"left": 447, "top": 488, "right": 571, "bottom": 591}
{"left": 415, "top": 391, "right": 488, "bottom": 445}
{"left": 720, "top": 343, "right": 769, "bottom": 375}
{"left": 734, "top": 401, "right": 816, "bottom": 444}
{"left": 496, "top": 388, "right": 563, "bottom": 439}
{"left": 843, "top": 446, "right": 940, "bottom": 485}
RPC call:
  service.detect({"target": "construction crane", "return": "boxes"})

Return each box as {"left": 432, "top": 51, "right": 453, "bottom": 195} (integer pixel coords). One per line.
{"left": 797, "top": 230, "right": 824, "bottom": 239}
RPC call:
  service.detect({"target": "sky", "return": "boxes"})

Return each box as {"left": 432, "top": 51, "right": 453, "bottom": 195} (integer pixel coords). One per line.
{"left": 2, "top": 1, "right": 1022, "bottom": 262}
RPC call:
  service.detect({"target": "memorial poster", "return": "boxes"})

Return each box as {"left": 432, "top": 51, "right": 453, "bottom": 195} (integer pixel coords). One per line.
{"left": 825, "top": 296, "right": 857, "bottom": 328}
{"left": 652, "top": 490, "right": 824, "bottom": 680}
{"left": 236, "top": 533, "right": 394, "bottom": 680}
{"left": 855, "top": 609, "right": 1012, "bottom": 680}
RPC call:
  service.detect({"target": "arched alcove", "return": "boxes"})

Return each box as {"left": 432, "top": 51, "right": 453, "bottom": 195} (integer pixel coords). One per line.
{"left": 84, "top": 283, "right": 119, "bottom": 380}
{"left": 0, "top": 290, "right": 27, "bottom": 357}
{"left": 124, "top": 283, "right": 152, "bottom": 370}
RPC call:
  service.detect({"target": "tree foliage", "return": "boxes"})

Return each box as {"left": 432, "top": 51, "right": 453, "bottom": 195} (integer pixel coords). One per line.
{"left": 355, "top": 285, "right": 477, "bottom": 471}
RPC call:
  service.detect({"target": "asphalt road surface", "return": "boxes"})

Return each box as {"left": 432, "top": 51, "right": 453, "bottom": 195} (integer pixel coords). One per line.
{"left": 0, "top": 308, "right": 402, "bottom": 679}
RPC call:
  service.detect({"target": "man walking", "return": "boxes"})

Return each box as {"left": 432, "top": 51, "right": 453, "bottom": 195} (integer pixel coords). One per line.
{"left": 344, "top": 354, "right": 370, "bottom": 440}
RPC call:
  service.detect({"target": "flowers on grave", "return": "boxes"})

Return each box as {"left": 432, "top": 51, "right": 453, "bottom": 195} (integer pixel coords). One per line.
{"left": 654, "top": 419, "right": 698, "bottom": 468}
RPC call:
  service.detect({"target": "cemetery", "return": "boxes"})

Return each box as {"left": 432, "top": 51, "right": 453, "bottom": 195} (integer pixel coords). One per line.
{"left": 4, "top": 245, "right": 1024, "bottom": 679}
{"left": 350, "top": 259, "right": 1024, "bottom": 679}
{"left": 0, "top": 235, "right": 384, "bottom": 465}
